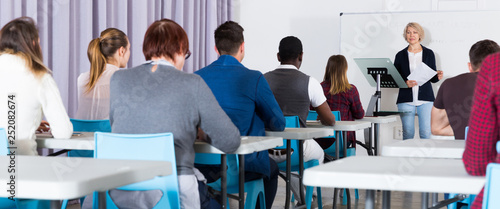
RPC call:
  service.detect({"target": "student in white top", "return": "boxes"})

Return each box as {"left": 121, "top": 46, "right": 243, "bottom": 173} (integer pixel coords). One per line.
{"left": 75, "top": 28, "right": 130, "bottom": 120}
{"left": 0, "top": 17, "right": 73, "bottom": 155}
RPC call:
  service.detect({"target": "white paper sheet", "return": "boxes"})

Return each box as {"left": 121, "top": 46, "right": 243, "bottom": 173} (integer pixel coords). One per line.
{"left": 407, "top": 63, "right": 437, "bottom": 86}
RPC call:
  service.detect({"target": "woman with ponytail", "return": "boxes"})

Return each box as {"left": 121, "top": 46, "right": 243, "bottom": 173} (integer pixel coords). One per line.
{"left": 75, "top": 28, "right": 130, "bottom": 119}
{"left": 0, "top": 17, "right": 73, "bottom": 155}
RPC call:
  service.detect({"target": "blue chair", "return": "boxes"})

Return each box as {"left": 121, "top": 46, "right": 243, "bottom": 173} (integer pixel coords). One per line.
{"left": 307, "top": 110, "right": 356, "bottom": 158}
{"left": 92, "top": 132, "right": 180, "bottom": 209}
{"left": 61, "top": 119, "right": 112, "bottom": 208}
{"left": 481, "top": 141, "right": 500, "bottom": 209}
{"left": 195, "top": 153, "right": 266, "bottom": 209}
{"left": 276, "top": 116, "right": 322, "bottom": 209}
{"left": 0, "top": 128, "right": 50, "bottom": 209}
{"left": 308, "top": 110, "right": 359, "bottom": 204}
{"left": 67, "top": 118, "right": 111, "bottom": 158}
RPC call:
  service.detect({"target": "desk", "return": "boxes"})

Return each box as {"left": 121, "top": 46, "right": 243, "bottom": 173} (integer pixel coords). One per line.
{"left": 381, "top": 139, "right": 466, "bottom": 207}
{"left": 307, "top": 120, "right": 372, "bottom": 159}
{"left": 358, "top": 115, "right": 398, "bottom": 155}
{"left": 37, "top": 132, "right": 94, "bottom": 150}
{"left": 382, "top": 139, "right": 465, "bottom": 159}
{"left": 194, "top": 136, "right": 283, "bottom": 209}
{"left": 266, "top": 128, "right": 334, "bottom": 209}
{"left": 303, "top": 156, "right": 484, "bottom": 209}
{"left": 37, "top": 134, "right": 282, "bottom": 209}
{"left": 0, "top": 156, "right": 171, "bottom": 209}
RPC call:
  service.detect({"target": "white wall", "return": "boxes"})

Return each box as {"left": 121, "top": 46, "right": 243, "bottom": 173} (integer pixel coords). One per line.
{"left": 233, "top": 0, "right": 500, "bottom": 147}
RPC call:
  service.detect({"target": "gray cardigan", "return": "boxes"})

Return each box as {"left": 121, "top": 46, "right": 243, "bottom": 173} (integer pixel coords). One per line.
{"left": 109, "top": 62, "right": 240, "bottom": 175}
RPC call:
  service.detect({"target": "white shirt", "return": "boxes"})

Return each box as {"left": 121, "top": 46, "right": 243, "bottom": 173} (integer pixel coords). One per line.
{"left": 75, "top": 64, "right": 120, "bottom": 120}
{"left": 407, "top": 51, "right": 429, "bottom": 106}
{"left": 277, "top": 64, "right": 326, "bottom": 107}
{"left": 0, "top": 54, "right": 73, "bottom": 155}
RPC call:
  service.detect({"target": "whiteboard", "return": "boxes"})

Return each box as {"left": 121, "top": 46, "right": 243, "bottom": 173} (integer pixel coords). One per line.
{"left": 340, "top": 10, "right": 500, "bottom": 111}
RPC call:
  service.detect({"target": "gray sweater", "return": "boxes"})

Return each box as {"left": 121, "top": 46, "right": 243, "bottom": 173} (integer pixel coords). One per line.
{"left": 110, "top": 63, "right": 240, "bottom": 175}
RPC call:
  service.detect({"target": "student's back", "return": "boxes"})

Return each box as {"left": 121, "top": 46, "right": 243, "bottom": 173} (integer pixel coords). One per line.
{"left": 0, "top": 17, "right": 72, "bottom": 155}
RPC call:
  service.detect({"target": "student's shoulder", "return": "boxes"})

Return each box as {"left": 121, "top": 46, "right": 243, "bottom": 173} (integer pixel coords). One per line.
{"left": 245, "top": 67, "right": 265, "bottom": 78}
{"left": 442, "top": 73, "right": 475, "bottom": 86}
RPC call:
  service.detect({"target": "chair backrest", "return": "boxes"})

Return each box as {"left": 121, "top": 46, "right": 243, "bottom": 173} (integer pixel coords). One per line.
{"left": 70, "top": 119, "right": 111, "bottom": 132}
{"left": 94, "top": 132, "right": 179, "bottom": 209}
{"left": 308, "top": 110, "right": 344, "bottom": 154}
{"left": 0, "top": 128, "right": 8, "bottom": 155}
{"left": 483, "top": 141, "right": 500, "bottom": 209}
{"left": 273, "top": 116, "right": 302, "bottom": 167}
{"left": 196, "top": 153, "right": 241, "bottom": 190}
{"left": 69, "top": 119, "right": 111, "bottom": 158}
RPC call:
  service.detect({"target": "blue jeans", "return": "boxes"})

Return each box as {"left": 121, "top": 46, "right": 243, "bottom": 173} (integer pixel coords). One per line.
{"left": 397, "top": 102, "right": 433, "bottom": 139}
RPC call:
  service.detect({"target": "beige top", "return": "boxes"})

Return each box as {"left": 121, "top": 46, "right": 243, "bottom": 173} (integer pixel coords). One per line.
{"left": 75, "top": 64, "right": 119, "bottom": 120}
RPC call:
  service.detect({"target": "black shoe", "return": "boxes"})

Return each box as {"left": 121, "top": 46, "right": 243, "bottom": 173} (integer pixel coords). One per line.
{"left": 324, "top": 153, "right": 335, "bottom": 163}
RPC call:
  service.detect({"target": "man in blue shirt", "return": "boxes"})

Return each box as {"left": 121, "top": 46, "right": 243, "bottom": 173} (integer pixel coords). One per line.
{"left": 195, "top": 21, "right": 285, "bottom": 209}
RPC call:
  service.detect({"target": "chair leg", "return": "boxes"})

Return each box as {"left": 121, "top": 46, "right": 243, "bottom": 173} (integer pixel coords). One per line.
{"left": 243, "top": 179, "right": 266, "bottom": 209}
{"left": 317, "top": 187, "right": 323, "bottom": 209}
{"left": 60, "top": 200, "right": 68, "bottom": 209}
{"left": 332, "top": 188, "right": 338, "bottom": 209}
{"left": 305, "top": 186, "right": 313, "bottom": 209}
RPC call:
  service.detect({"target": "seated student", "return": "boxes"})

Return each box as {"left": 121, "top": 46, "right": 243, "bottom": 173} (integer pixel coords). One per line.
{"left": 462, "top": 52, "right": 500, "bottom": 209}
{"left": 75, "top": 28, "right": 130, "bottom": 120}
{"left": 432, "top": 39, "right": 500, "bottom": 139}
{"left": 195, "top": 21, "right": 285, "bottom": 209}
{"left": 316, "top": 54, "right": 364, "bottom": 149}
{"left": 264, "top": 36, "right": 335, "bottom": 203}
{"left": 0, "top": 17, "right": 73, "bottom": 155}
{"left": 105, "top": 19, "right": 240, "bottom": 209}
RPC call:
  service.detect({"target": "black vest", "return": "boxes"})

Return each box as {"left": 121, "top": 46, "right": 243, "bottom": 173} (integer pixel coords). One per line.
{"left": 264, "top": 68, "right": 310, "bottom": 127}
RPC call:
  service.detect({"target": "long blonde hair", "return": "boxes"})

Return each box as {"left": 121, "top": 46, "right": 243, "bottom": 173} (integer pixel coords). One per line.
{"left": 0, "top": 17, "right": 49, "bottom": 78}
{"left": 323, "top": 55, "right": 351, "bottom": 95}
{"left": 86, "top": 28, "right": 128, "bottom": 93}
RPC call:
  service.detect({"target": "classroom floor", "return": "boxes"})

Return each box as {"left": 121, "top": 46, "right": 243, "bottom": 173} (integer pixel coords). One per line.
{"left": 66, "top": 179, "right": 444, "bottom": 209}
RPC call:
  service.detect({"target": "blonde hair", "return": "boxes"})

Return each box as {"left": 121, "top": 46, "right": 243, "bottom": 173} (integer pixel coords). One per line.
{"left": 0, "top": 17, "right": 49, "bottom": 78}
{"left": 403, "top": 22, "right": 425, "bottom": 42}
{"left": 323, "top": 55, "right": 351, "bottom": 95}
{"left": 86, "top": 28, "right": 128, "bottom": 93}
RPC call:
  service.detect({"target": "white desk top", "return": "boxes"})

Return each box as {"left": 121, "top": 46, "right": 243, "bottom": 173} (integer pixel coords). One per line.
{"left": 303, "top": 156, "right": 484, "bottom": 194}
{"left": 37, "top": 132, "right": 94, "bottom": 150}
{"left": 265, "top": 128, "right": 334, "bottom": 140}
{"left": 306, "top": 120, "right": 372, "bottom": 131}
{"left": 0, "top": 156, "right": 171, "bottom": 200}
{"left": 382, "top": 139, "right": 465, "bottom": 159}
{"left": 194, "top": 136, "right": 283, "bottom": 154}
{"left": 357, "top": 115, "right": 398, "bottom": 124}
{"left": 37, "top": 134, "right": 282, "bottom": 155}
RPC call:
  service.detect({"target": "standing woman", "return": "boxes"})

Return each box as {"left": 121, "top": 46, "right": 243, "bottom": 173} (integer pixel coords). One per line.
{"left": 75, "top": 28, "right": 130, "bottom": 120}
{"left": 0, "top": 17, "right": 73, "bottom": 155}
{"left": 317, "top": 55, "right": 364, "bottom": 149}
{"left": 394, "top": 22, "right": 443, "bottom": 140}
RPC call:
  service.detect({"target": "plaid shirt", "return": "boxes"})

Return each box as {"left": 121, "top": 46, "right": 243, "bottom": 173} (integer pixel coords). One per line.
{"left": 320, "top": 82, "right": 365, "bottom": 144}
{"left": 463, "top": 52, "right": 500, "bottom": 209}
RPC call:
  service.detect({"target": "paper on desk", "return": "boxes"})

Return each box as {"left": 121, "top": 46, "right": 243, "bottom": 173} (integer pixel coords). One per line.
{"left": 407, "top": 63, "right": 437, "bottom": 86}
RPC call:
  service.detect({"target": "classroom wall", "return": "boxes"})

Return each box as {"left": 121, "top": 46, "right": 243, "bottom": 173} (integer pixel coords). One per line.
{"left": 233, "top": 0, "right": 500, "bottom": 144}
